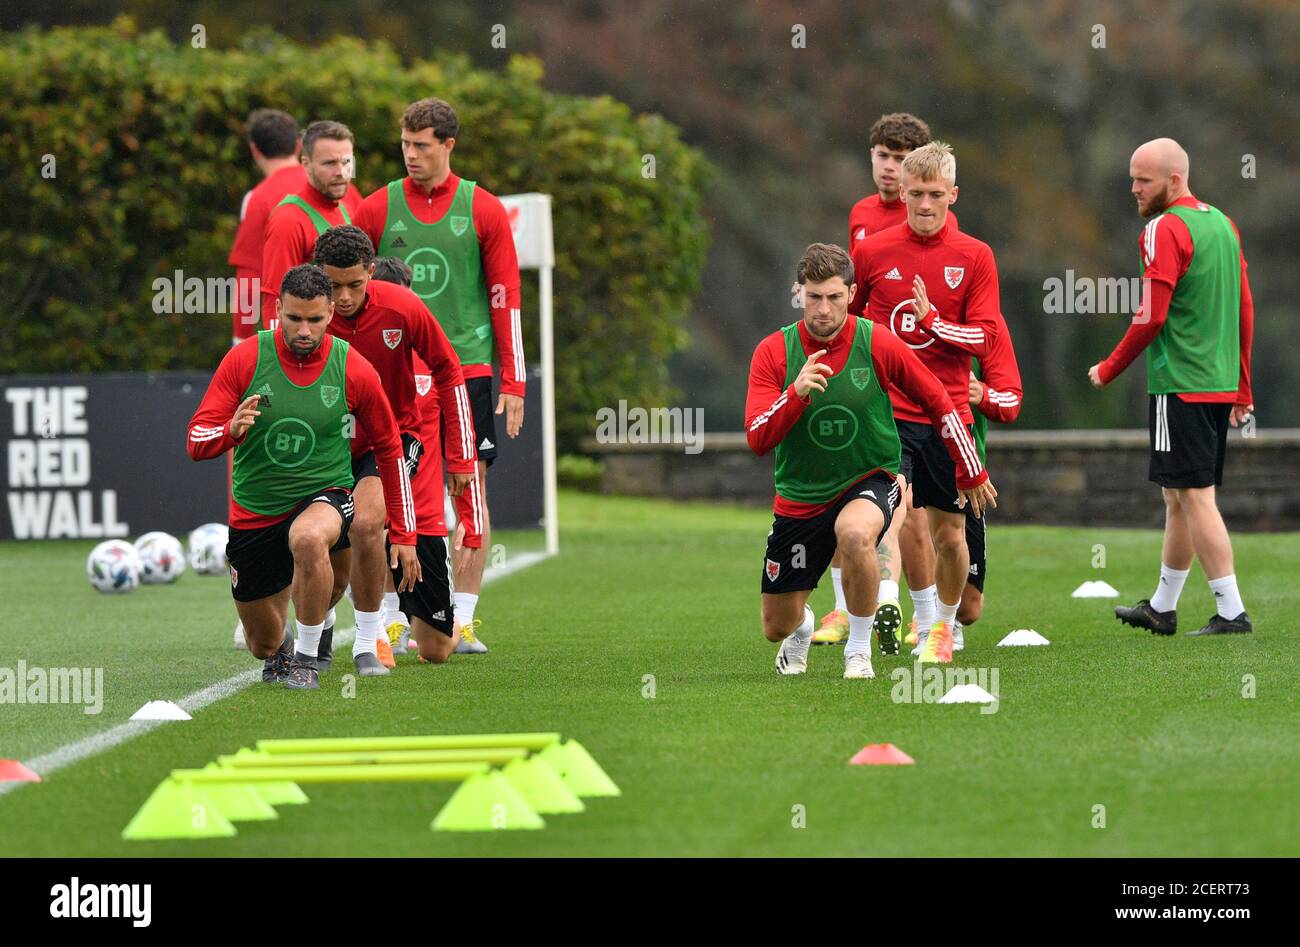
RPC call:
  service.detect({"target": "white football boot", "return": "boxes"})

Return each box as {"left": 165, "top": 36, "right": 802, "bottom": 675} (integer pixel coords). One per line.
{"left": 233, "top": 620, "right": 247, "bottom": 650}
{"left": 843, "top": 651, "right": 876, "bottom": 679}
{"left": 775, "top": 605, "right": 814, "bottom": 675}
{"left": 952, "top": 620, "right": 965, "bottom": 652}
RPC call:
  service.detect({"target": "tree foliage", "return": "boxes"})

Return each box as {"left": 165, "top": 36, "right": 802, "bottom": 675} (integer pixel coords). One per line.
{"left": 0, "top": 18, "right": 711, "bottom": 449}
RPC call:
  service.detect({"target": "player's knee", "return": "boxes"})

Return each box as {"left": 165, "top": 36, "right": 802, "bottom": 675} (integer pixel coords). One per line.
{"left": 762, "top": 613, "right": 792, "bottom": 642}
{"left": 958, "top": 591, "right": 983, "bottom": 625}
{"left": 835, "top": 519, "right": 878, "bottom": 556}
{"left": 350, "top": 513, "right": 382, "bottom": 544}
{"left": 934, "top": 523, "right": 965, "bottom": 557}
{"left": 289, "top": 526, "right": 331, "bottom": 560}
{"left": 248, "top": 636, "right": 281, "bottom": 659}
{"left": 420, "top": 644, "right": 451, "bottom": 663}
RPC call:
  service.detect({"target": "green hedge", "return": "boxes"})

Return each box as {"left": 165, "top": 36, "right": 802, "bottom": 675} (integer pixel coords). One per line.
{"left": 0, "top": 18, "right": 711, "bottom": 450}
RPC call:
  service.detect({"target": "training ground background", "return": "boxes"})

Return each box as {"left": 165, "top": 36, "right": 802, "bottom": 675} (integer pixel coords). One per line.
{"left": 0, "top": 491, "right": 1297, "bottom": 857}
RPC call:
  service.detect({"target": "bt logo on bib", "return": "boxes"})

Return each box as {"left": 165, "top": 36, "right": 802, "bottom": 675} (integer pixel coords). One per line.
{"left": 808, "top": 404, "right": 859, "bottom": 451}
{"left": 263, "top": 418, "right": 317, "bottom": 469}
{"left": 406, "top": 247, "right": 452, "bottom": 300}
{"left": 888, "top": 299, "right": 935, "bottom": 350}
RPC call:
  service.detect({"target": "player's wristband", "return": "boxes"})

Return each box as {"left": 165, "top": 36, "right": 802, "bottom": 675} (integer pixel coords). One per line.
{"left": 401, "top": 432, "right": 424, "bottom": 479}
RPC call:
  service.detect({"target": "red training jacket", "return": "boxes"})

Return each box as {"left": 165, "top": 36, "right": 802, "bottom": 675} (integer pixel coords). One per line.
{"left": 973, "top": 312, "right": 1023, "bottom": 423}
{"left": 849, "top": 193, "right": 957, "bottom": 248}
{"left": 745, "top": 314, "right": 987, "bottom": 518}
{"left": 324, "top": 279, "right": 476, "bottom": 477}
{"left": 228, "top": 164, "right": 307, "bottom": 342}
{"left": 259, "top": 181, "right": 363, "bottom": 327}
{"left": 411, "top": 352, "right": 485, "bottom": 546}
{"left": 1098, "top": 194, "right": 1254, "bottom": 405}
{"left": 849, "top": 216, "right": 1001, "bottom": 425}
{"left": 186, "top": 332, "right": 417, "bottom": 545}
{"left": 353, "top": 172, "right": 526, "bottom": 397}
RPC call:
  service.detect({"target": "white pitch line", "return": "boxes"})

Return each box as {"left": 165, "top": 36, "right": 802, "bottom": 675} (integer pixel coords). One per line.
{"left": 0, "top": 551, "right": 552, "bottom": 797}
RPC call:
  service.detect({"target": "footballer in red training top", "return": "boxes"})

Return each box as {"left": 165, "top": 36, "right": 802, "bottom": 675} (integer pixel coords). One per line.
{"left": 309, "top": 225, "right": 481, "bottom": 670}
{"left": 228, "top": 110, "right": 307, "bottom": 343}
{"left": 815, "top": 111, "right": 959, "bottom": 648}
{"left": 745, "top": 242, "right": 993, "bottom": 679}
{"left": 849, "top": 112, "right": 957, "bottom": 249}
{"left": 259, "top": 120, "right": 364, "bottom": 329}
{"left": 849, "top": 141, "right": 1001, "bottom": 664}
{"left": 353, "top": 96, "right": 524, "bottom": 650}
{"left": 186, "top": 264, "right": 418, "bottom": 690}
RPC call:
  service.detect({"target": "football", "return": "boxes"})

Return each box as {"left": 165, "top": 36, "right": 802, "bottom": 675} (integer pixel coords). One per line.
{"left": 134, "top": 531, "right": 187, "bottom": 584}
{"left": 188, "top": 523, "right": 230, "bottom": 576}
{"left": 86, "top": 540, "right": 142, "bottom": 594}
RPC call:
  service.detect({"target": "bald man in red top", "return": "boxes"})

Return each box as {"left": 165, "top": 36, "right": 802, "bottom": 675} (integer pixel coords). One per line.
{"left": 260, "top": 120, "right": 363, "bottom": 330}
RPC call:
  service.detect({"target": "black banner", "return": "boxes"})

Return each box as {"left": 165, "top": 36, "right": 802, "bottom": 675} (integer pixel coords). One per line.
{"left": 0, "top": 371, "right": 544, "bottom": 541}
{"left": 1, "top": 373, "right": 226, "bottom": 542}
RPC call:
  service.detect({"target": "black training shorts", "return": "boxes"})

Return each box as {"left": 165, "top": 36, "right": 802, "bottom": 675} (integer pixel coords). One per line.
{"left": 761, "top": 471, "right": 899, "bottom": 594}
{"left": 226, "top": 488, "right": 354, "bottom": 603}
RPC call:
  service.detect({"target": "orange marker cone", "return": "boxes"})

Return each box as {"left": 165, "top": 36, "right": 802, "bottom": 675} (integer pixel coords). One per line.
{"left": 0, "top": 760, "right": 42, "bottom": 782}
{"left": 848, "top": 743, "right": 914, "bottom": 765}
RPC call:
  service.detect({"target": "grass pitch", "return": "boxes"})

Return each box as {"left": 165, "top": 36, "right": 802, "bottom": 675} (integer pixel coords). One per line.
{"left": 1, "top": 491, "right": 1297, "bottom": 856}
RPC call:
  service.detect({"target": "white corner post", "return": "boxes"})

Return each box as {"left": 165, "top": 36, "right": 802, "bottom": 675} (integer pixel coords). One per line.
{"left": 500, "top": 193, "right": 559, "bottom": 556}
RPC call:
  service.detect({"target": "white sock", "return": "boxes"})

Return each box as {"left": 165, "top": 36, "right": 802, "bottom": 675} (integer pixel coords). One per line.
{"left": 791, "top": 606, "right": 814, "bottom": 642}
{"left": 911, "top": 584, "right": 937, "bottom": 631}
{"left": 830, "top": 567, "right": 847, "bottom": 613}
{"left": 879, "top": 579, "right": 899, "bottom": 604}
{"left": 324, "top": 606, "right": 336, "bottom": 630}
{"left": 295, "top": 620, "right": 324, "bottom": 658}
{"left": 382, "top": 591, "right": 402, "bottom": 624}
{"left": 845, "top": 610, "right": 875, "bottom": 657}
{"left": 352, "top": 608, "right": 382, "bottom": 656}
{"left": 1208, "top": 574, "right": 1245, "bottom": 619}
{"left": 1150, "top": 564, "right": 1190, "bottom": 613}
{"left": 936, "top": 598, "right": 959, "bottom": 627}
{"left": 453, "top": 592, "right": 479, "bottom": 628}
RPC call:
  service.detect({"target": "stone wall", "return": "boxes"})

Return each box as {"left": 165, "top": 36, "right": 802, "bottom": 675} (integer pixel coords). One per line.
{"left": 583, "top": 429, "right": 1300, "bottom": 531}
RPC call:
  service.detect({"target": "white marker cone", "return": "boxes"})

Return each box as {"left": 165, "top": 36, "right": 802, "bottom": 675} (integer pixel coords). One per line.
{"left": 997, "top": 629, "right": 1051, "bottom": 646}
{"left": 938, "top": 684, "right": 998, "bottom": 704}
{"left": 130, "top": 700, "right": 192, "bottom": 721}
{"left": 1072, "top": 580, "right": 1119, "bottom": 598}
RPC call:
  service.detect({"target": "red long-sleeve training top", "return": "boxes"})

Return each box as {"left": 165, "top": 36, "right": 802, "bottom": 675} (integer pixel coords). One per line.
{"left": 259, "top": 181, "right": 363, "bottom": 327}
{"left": 353, "top": 173, "right": 526, "bottom": 397}
{"left": 1098, "top": 194, "right": 1254, "bottom": 405}
{"left": 745, "top": 314, "right": 987, "bottom": 518}
{"left": 186, "top": 331, "right": 416, "bottom": 545}
{"left": 972, "top": 311, "right": 1023, "bottom": 423}
{"left": 325, "top": 278, "right": 476, "bottom": 476}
